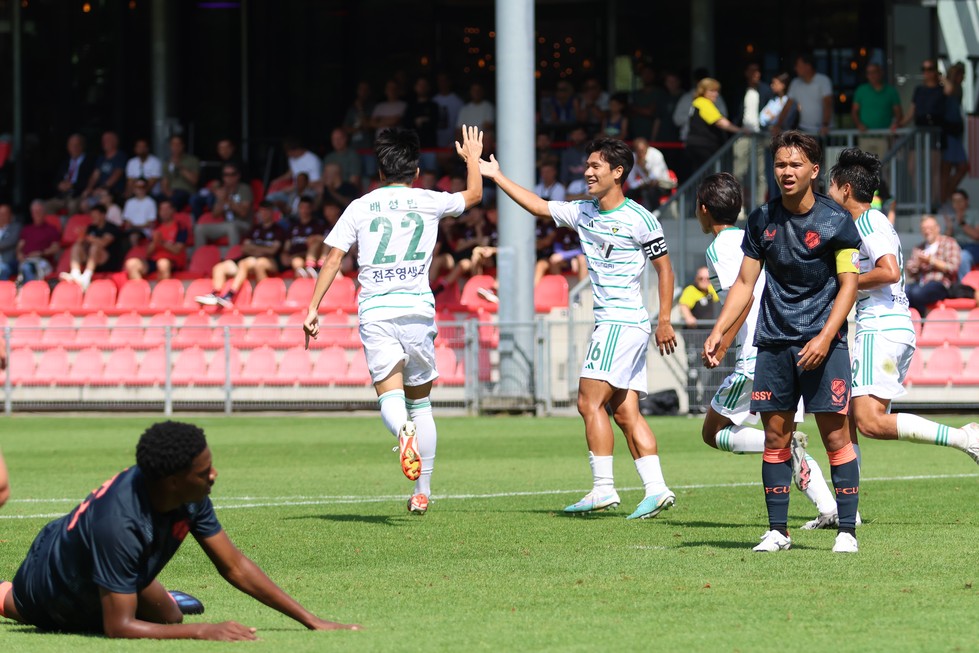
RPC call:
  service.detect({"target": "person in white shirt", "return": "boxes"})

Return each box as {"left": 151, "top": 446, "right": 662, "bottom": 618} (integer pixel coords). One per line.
{"left": 266, "top": 140, "right": 322, "bottom": 205}
{"left": 787, "top": 54, "right": 834, "bottom": 135}
{"left": 457, "top": 83, "right": 495, "bottom": 132}
{"left": 124, "top": 138, "right": 163, "bottom": 197}
{"left": 533, "top": 162, "right": 566, "bottom": 201}
{"left": 433, "top": 73, "right": 465, "bottom": 149}
{"left": 121, "top": 178, "right": 158, "bottom": 244}
{"left": 479, "top": 137, "right": 679, "bottom": 521}
{"left": 624, "top": 137, "right": 672, "bottom": 207}
{"left": 304, "top": 125, "right": 484, "bottom": 516}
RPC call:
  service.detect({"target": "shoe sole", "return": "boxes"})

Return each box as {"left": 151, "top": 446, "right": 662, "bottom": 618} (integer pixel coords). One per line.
{"left": 407, "top": 495, "right": 429, "bottom": 515}
{"left": 564, "top": 499, "right": 620, "bottom": 514}
{"left": 399, "top": 427, "right": 421, "bottom": 481}
{"left": 629, "top": 494, "right": 676, "bottom": 520}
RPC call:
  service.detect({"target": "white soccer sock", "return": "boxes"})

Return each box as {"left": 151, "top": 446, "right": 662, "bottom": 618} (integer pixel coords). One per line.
{"left": 634, "top": 455, "right": 668, "bottom": 497}
{"left": 801, "top": 454, "right": 838, "bottom": 515}
{"left": 714, "top": 425, "right": 765, "bottom": 454}
{"left": 896, "top": 413, "right": 968, "bottom": 449}
{"left": 589, "top": 452, "right": 614, "bottom": 491}
{"left": 407, "top": 397, "right": 436, "bottom": 497}
{"left": 378, "top": 389, "right": 408, "bottom": 438}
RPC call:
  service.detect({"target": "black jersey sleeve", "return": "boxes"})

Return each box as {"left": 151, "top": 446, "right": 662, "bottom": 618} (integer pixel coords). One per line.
{"left": 189, "top": 497, "right": 222, "bottom": 538}
{"left": 741, "top": 204, "right": 767, "bottom": 261}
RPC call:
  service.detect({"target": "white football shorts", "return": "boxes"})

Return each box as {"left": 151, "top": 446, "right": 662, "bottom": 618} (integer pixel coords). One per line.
{"left": 359, "top": 315, "right": 439, "bottom": 386}
{"left": 579, "top": 323, "right": 650, "bottom": 397}
{"left": 851, "top": 331, "right": 913, "bottom": 400}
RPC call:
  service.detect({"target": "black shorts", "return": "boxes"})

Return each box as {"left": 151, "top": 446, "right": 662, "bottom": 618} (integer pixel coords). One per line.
{"left": 751, "top": 342, "right": 851, "bottom": 414}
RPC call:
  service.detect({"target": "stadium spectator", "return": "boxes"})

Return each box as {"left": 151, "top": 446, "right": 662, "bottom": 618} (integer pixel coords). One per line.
{"left": 92, "top": 188, "right": 124, "bottom": 227}
{"left": 403, "top": 76, "right": 440, "bottom": 171}
{"left": 196, "top": 201, "right": 284, "bottom": 308}
{"left": 320, "top": 162, "right": 360, "bottom": 209}
{"left": 80, "top": 131, "right": 127, "bottom": 209}
{"left": 0, "top": 421, "right": 360, "bottom": 639}
{"left": 761, "top": 72, "right": 797, "bottom": 193}
{"left": 371, "top": 79, "right": 407, "bottom": 139}
{"left": 281, "top": 197, "right": 326, "bottom": 278}
{"left": 158, "top": 134, "right": 200, "bottom": 211}
{"left": 601, "top": 93, "right": 629, "bottom": 139}
{"left": 905, "top": 214, "right": 961, "bottom": 316}
{"left": 194, "top": 164, "right": 253, "bottom": 247}
{"left": 788, "top": 53, "right": 834, "bottom": 135}
{"left": 850, "top": 63, "right": 902, "bottom": 158}
{"left": 559, "top": 124, "right": 589, "bottom": 186}
{"left": 673, "top": 68, "right": 729, "bottom": 144}
{"left": 625, "top": 137, "right": 672, "bottom": 207}
{"left": 677, "top": 266, "right": 720, "bottom": 327}
{"left": 535, "top": 131, "right": 560, "bottom": 174}
{"left": 539, "top": 226, "right": 587, "bottom": 284}
{"left": 657, "top": 70, "right": 684, "bottom": 142}
{"left": 629, "top": 65, "right": 665, "bottom": 141}
{"left": 433, "top": 72, "right": 464, "bottom": 149}
{"left": 190, "top": 138, "right": 241, "bottom": 219}
{"left": 322, "top": 127, "right": 362, "bottom": 189}
{"left": 121, "top": 178, "right": 157, "bottom": 245}
{"left": 319, "top": 198, "right": 356, "bottom": 275}
{"left": 0, "top": 204, "right": 22, "bottom": 281}
{"left": 676, "top": 265, "right": 721, "bottom": 412}
{"left": 457, "top": 82, "right": 495, "bottom": 132}
{"left": 695, "top": 172, "right": 837, "bottom": 525}
{"left": 533, "top": 161, "right": 566, "bottom": 202}
{"left": 577, "top": 77, "right": 609, "bottom": 135}
{"left": 59, "top": 204, "right": 126, "bottom": 290}
{"left": 685, "top": 78, "right": 743, "bottom": 173}
{"left": 17, "top": 200, "right": 61, "bottom": 282}
{"left": 733, "top": 62, "right": 771, "bottom": 206}
{"left": 439, "top": 199, "right": 487, "bottom": 290}
{"left": 124, "top": 138, "right": 163, "bottom": 197}
{"left": 269, "top": 172, "right": 316, "bottom": 219}
{"left": 540, "top": 80, "right": 581, "bottom": 137}
{"left": 479, "top": 137, "right": 679, "bottom": 521}
{"left": 267, "top": 140, "right": 322, "bottom": 204}
{"left": 304, "top": 126, "right": 485, "bottom": 515}
{"left": 124, "top": 199, "right": 187, "bottom": 281}
{"left": 532, "top": 214, "right": 558, "bottom": 285}
{"left": 945, "top": 188, "right": 979, "bottom": 278}
{"left": 45, "top": 133, "right": 95, "bottom": 216}
{"left": 900, "top": 58, "right": 945, "bottom": 205}
{"left": 704, "top": 131, "right": 863, "bottom": 553}
{"left": 342, "top": 80, "right": 375, "bottom": 152}
{"left": 940, "top": 62, "right": 968, "bottom": 204}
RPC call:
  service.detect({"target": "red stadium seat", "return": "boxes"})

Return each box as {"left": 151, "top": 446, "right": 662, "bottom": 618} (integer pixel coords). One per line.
{"left": 283, "top": 277, "right": 315, "bottom": 310}
{"left": 0, "top": 280, "right": 16, "bottom": 310}
{"left": 115, "top": 279, "right": 151, "bottom": 313}
{"left": 182, "top": 278, "right": 217, "bottom": 312}
{"left": 535, "top": 274, "right": 569, "bottom": 312}
{"left": 308, "top": 347, "right": 342, "bottom": 385}
{"left": 243, "top": 311, "right": 281, "bottom": 349}
{"left": 3, "top": 347, "right": 36, "bottom": 385}
{"left": 213, "top": 311, "right": 245, "bottom": 348}
{"left": 961, "top": 270, "right": 979, "bottom": 292}
{"left": 960, "top": 348, "right": 979, "bottom": 384}
{"left": 236, "top": 346, "right": 277, "bottom": 385}
{"left": 174, "top": 212, "right": 194, "bottom": 247}
{"left": 460, "top": 275, "right": 498, "bottom": 314}
{"left": 102, "top": 347, "right": 139, "bottom": 384}
{"left": 955, "top": 309, "right": 979, "bottom": 347}
{"left": 15, "top": 280, "right": 51, "bottom": 314}
{"left": 44, "top": 214, "right": 63, "bottom": 234}
{"left": 144, "top": 312, "right": 177, "bottom": 348}
{"left": 246, "top": 277, "right": 286, "bottom": 313}
{"left": 174, "top": 311, "right": 213, "bottom": 349}
{"left": 435, "top": 346, "right": 463, "bottom": 386}
{"left": 49, "top": 281, "right": 83, "bottom": 314}
{"left": 909, "top": 307, "right": 923, "bottom": 340}
{"left": 81, "top": 279, "right": 118, "bottom": 313}
{"left": 33, "top": 347, "right": 70, "bottom": 385}
{"left": 75, "top": 312, "right": 110, "bottom": 348}
{"left": 917, "top": 307, "right": 960, "bottom": 346}
{"left": 320, "top": 276, "right": 357, "bottom": 313}
{"left": 186, "top": 244, "right": 223, "bottom": 278}
{"left": 61, "top": 213, "right": 92, "bottom": 247}
{"left": 40, "top": 312, "right": 76, "bottom": 350}
{"left": 250, "top": 179, "right": 265, "bottom": 208}
{"left": 148, "top": 278, "right": 185, "bottom": 313}
{"left": 202, "top": 347, "right": 242, "bottom": 386}
{"left": 274, "top": 346, "right": 312, "bottom": 384}
{"left": 434, "top": 280, "right": 463, "bottom": 313}
{"left": 69, "top": 347, "right": 105, "bottom": 385}
{"left": 339, "top": 351, "right": 372, "bottom": 386}
{"left": 109, "top": 311, "right": 144, "bottom": 347}
{"left": 133, "top": 346, "right": 168, "bottom": 385}
{"left": 916, "top": 344, "right": 964, "bottom": 386}
{"left": 435, "top": 309, "right": 463, "bottom": 348}
{"left": 11, "top": 312, "right": 42, "bottom": 347}
{"left": 171, "top": 347, "right": 208, "bottom": 385}
{"left": 314, "top": 309, "right": 355, "bottom": 349}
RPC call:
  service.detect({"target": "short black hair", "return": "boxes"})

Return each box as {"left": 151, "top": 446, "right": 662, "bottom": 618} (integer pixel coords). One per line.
{"left": 136, "top": 421, "right": 207, "bottom": 481}
{"left": 90, "top": 204, "right": 107, "bottom": 215}
{"left": 953, "top": 188, "right": 969, "bottom": 201}
{"left": 585, "top": 137, "right": 633, "bottom": 185}
{"left": 796, "top": 52, "right": 816, "bottom": 67}
{"left": 830, "top": 147, "right": 881, "bottom": 203}
{"left": 697, "top": 172, "right": 743, "bottom": 225}
{"left": 375, "top": 128, "right": 420, "bottom": 185}
{"left": 771, "top": 130, "right": 821, "bottom": 166}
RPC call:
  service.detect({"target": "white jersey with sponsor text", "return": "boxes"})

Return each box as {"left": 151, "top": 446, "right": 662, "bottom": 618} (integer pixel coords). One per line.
{"left": 706, "top": 226, "right": 766, "bottom": 377}
{"left": 325, "top": 186, "right": 466, "bottom": 323}
{"left": 548, "top": 197, "right": 666, "bottom": 333}
{"left": 853, "top": 208, "right": 915, "bottom": 345}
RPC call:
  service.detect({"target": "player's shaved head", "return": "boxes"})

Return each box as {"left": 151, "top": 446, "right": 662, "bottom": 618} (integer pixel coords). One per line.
{"left": 136, "top": 421, "right": 208, "bottom": 480}
{"left": 375, "top": 127, "right": 420, "bottom": 185}
{"left": 830, "top": 148, "right": 881, "bottom": 203}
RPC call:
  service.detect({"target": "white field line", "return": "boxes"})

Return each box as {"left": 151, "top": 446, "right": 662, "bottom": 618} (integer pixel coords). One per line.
{"left": 1, "top": 472, "right": 976, "bottom": 520}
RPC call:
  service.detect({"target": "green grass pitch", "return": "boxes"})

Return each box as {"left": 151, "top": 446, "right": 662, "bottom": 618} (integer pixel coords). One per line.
{"left": 1, "top": 414, "right": 978, "bottom": 652}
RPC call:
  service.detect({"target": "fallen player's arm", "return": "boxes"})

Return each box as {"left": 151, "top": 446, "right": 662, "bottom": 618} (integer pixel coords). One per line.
{"left": 100, "top": 588, "right": 257, "bottom": 641}
{"left": 858, "top": 253, "right": 900, "bottom": 291}
{"left": 198, "top": 530, "right": 360, "bottom": 631}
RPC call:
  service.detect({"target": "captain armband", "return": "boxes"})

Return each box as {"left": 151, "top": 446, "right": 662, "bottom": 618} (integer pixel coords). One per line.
{"left": 835, "top": 248, "right": 859, "bottom": 274}
{"left": 642, "top": 236, "right": 668, "bottom": 260}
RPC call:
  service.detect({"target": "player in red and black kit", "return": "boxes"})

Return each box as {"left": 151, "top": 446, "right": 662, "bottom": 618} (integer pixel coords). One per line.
{"left": 282, "top": 197, "right": 327, "bottom": 278}
{"left": 196, "top": 201, "right": 285, "bottom": 308}
{"left": 0, "top": 421, "right": 359, "bottom": 640}
{"left": 704, "top": 131, "right": 863, "bottom": 553}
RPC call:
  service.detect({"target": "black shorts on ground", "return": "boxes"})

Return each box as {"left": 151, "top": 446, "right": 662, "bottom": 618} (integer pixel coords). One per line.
{"left": 751, "top": 341, "right": 851, "bottom": 414}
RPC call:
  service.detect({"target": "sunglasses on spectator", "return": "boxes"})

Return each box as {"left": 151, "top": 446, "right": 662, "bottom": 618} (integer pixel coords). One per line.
{"left": 922, "top": 65, "right": 936, "bottom": 71}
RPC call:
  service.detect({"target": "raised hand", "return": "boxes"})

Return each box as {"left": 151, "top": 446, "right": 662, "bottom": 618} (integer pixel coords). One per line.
{"left": 455, "top": 124, "right": 484, "bottom": 163}
{"left": 477, "top": 154, "right": 501, "bottom": 180}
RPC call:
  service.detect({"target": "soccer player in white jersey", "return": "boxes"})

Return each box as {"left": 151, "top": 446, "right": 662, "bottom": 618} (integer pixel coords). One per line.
{"left": 695, "top": 173, "right": 840, "bottom": 528}
{"left": 828, "top": 148, "right": 979, "bottom": 461}
{"left": 303, "top": 126, "right": 484, "bottom": 515}
{"left": 479, "top": 137, "right": 679, "bottom": 520}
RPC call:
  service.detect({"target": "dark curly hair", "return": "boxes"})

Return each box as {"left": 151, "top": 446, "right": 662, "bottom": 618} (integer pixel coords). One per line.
{"left": 136, "top": 421, "right": 208, "bottom": 481}
{"left": 830, "top": 147, "right": 881, "bottom": 203}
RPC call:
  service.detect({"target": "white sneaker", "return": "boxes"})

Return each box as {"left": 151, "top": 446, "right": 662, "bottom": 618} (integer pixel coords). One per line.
{"left": 832, "top": 532, "right": 858, "bottom": 553}
{"left": 801, "top": 512, "right": 838, "bottom": 530}
{"left": 477, "top": 287, "right": 499, "bottom": 304}
{"left": 752, "top": 530, "right": 791, "bottom": 552}
{"left": 790, "top": 430, "right": 810, "bottom": 491}
{"left": 963, "top": 423, "right": 979, "bottom": 464}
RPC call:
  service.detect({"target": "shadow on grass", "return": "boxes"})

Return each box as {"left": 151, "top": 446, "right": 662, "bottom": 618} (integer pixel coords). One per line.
{"left": 662, "top": 520, "right": 747, "bottom": 529}
{"left": 514, "top": 509, "right": 625, "bottom": 519}
{"left": 679, "top": 540, "right": 818, "bottom": 550}
{"left": 1, "top": 624, "right": 101, "bottom": 637}
{"left": 285, "top": 514, "right": 404, "bottom": 525}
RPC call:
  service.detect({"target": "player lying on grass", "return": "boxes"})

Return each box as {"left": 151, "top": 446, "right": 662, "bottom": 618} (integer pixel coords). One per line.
{"left": 0, "top": 421, "right": 360, "bottom": 641}
{"left": 695, "top": 172, "right": 840, "bottom": 529}
{"left": 479, "top": 137, "right": 679, "bottom": 520}
{"left": 704, "top": 131, "right": 862, "bottom": 553}
{"left": 304, "top": 125, "right": 484, "bottom": 515}
{"left": 827, "top": 148, "right": 979, "bottom": 459}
